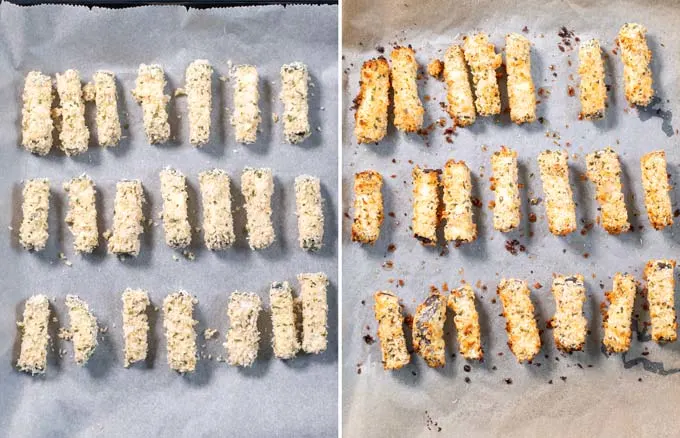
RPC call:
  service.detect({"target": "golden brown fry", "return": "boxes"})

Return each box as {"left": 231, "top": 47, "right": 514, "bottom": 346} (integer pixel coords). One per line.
{"left": 390, "top": 47, "right": 424, "bottom": 133}
{"left": 442, "top": 159, "right": 476, "bottom": 243}
{"left": 640, "top": 150, "right": 673, "bottom": 230}
{"left": 617, "top": 23, "right": 654, "bottom": 106}
{"left": 537, "top": 150, "right": 577, "bottom": 236}
{"left": 602, "top": 273, "right": 637, "bottom": 353}
{"left": 578, "top": 39, "right": 607, "bottom": 120}
{"left": 374, "top": 291, "right": 410, "bottom": 370}
{"left": 412, "top": 166, "right": 440, "bottom": 245}
{"left": 351, "top": 170, "right": 383, "bottom": 244}
{"left": 505, "top": 33, "right": 536, "bottom": 124}
{"left": 443, "top": 45, "right": 476, "bottom": 126}
{"left": 644, "top": 260, "right": 677, "bottom": 343}
{"left": 497, "top": 279, "right": 541, "bottom": 362}
{"left": 586, "top": 148, "right": 630, "bottom": 234}
{"left": 354, "top": 57, "right": 390, "bottom": 143}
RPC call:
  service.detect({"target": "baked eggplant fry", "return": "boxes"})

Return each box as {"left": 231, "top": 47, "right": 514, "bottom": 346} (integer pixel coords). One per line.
{"left": 299, "top": 272, "right": 329, "bottom": 354}
{"left": 121, "top": 288, "right": 150, "bottom": 367}
{"left": 448, "top": 285, "right": 483, "bottom": 360}
{"left": 163, "top": 291, "right": 198, "bottom": 373}
{"left": 351, "top": 170, "right": 384, "bottom": 244}
{"left": 241, "top": 167, "right": 275, "bottom": 250}
{"left": 491, "top": 147, "right": 521, "bottom": 232}
{"left": 412, "top": 291, "right": 447, "bottom": 368}
{"left": 295, "top": 175, "right": 324, "bottom": 251}
{"left": 231, "top": 64, "right": 261, "bottom": 144}
{"left": 497, "top": 279, "right": 541, "bottom": 362}
{"left": 551, "top": 274, "right": 587, "bottom": 352}
{"left": 108, "top": 180, "right": 145, "bottom": 256}
{"left": 644, "top": 260, "right": 677, "bottom": 343}
{"left": 185, "top": 60, "right": 212, "bottom": 147}
{"left": 374, "top": 290, "right": 410, "bottom": 370}
{"left": 463, "top": 33, "right": 502, "bottom": 116}
{"left": 17, "top": 294, "right": 50, "bottom": 375}
{"left": 131, "top": 64, "right": 171, "bottom": 144}
{"left": 270, "top": 281, "right": 300, "bottom": 360}
{"left": 505, "top": 33, "right": 536, "bottom": 124}
{"left": 412, "top": 166, "right": 440, "bottom": 245}
{"left": 537, "top": 150, "right": 577, "bottom": 236}
{"left": 19, "top": 178, "right": 50, "bottom": 251}
{"left": 442, "top": 159, "right": 477, "bottom": 243}
{"left": 55, "top": 69, "right": 89, "bottom": 155}
{"left": 199, "top": 169, "right": 235, "bottom": 250}
{"left": 390, "top": 46, "right": 424, "bottom": 132}
{"left": 64, "top": 175, "right": 99, "bottom": 253}
{"left": 577, "top": 39, "right": 607, "bottom": 120}
{"left": 443, "top": 45, "right": 476, "bottom": 126}
{"left": 617, "top": 23, "right": 654, "bottom": 106}
{"left": 225, "top": 292, "right": 262, "bottom": 367}
{"left": 280, "top": 62, "right": 311, "bottom": 144}
{"left": 640, "top": 150, "right": 673, "bottom": 230}
{"left": 159, "top": 168, "right": 192, "bottom": 249}
{"left": 21, "top": 71, "right": 54, "bottom": 155}
{"left": 93, "top": 71, "right": 122, "bottom": 147}
{"left": 602, "top": 273, "right": 637, "bottom": 353}
{"left": 65, "top": 295, "right": 98, "bottom": 366}
{"left": 354, "top": 57, "right": 390, "bottom": 144}
{"left": 585, "top": 148, "right": 630, "bottom": 234}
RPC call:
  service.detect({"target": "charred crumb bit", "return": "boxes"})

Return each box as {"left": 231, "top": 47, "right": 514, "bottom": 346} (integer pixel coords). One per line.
{"left": 356, "top": 365, "right": 362, "bottom": 374}
{"left": 533, "top": 282, "right": 543, "bottom": 289}
{"left": 529, "top": 213, "right": 537, "bottom": 223}
{"left": 344, "top": 212, "right": 350, "bottom": 219}
{"left": 382, "top": 260, "right": 394, "bottom": 270}
{"left": 387, "top": 244, "right": 397, "bottom": 252}
{"left": 361, "top": 300, "right": 366, "bottom": 305}
{"left": 463, "top": 364, "right": 471, "bottom": 372}
{"left": 522, "top": 26, "right": 529, "bottom": 33}
{"left": 674, "top": 209, "right": 680, "bottom": 218}
{"left": 492, "top": 365, "right": 497, "bottom": 370}
{"left": 583, "top": 253, "right": 590, "bottom": 259}
{"left": 504, "top": 378, "right": 513, "bottom": 385}
{"left": 363, "top": 334, "right": 375, "bottom": 345}
{"left": 397, "top": 279, "right": 405, "bottom": 287}
{"left": 411, "top": 370, "right": 417, "bottom": 376}
{"left": 388, "top": 211, "right": 396, "bottom": 218}
{"left": 560, "top": 376, "right": 567, "bottom": 382}
{"left": 568, "top": 85, "right": 575, "bottom": 97}
{"left": 376, "top": 46, "right": 385, "bottom": 54}
{"left": 548, "top": 379, "right": 553, "bottom": 384}
{"left": 464, "top": 377, "right": 471, "bottom": 383}
{"left": 638, "top": 377, "right": 643, "bottom": 382}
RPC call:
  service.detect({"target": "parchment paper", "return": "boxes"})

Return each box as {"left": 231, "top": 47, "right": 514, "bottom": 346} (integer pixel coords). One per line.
{"left": 342, "top": 0, "right": 680, "bottom": 436}
{"left": 0, "top": 3, "right": 338, "bottom": 437}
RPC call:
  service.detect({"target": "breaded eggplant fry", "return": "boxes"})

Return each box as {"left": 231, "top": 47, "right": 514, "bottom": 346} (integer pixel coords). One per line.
{"left": 491, "top": 147, "right": 521, "bottom": 232}
{"left": 299, "top": 272, "right": 329, "bottom": 354}
{"left": 412, "top": 166, "right": 440, "bottom": 246}
{"left": 412, "top": 291, "right": 447, "bottom": 368}
{"left": 442, "top": 159, "right": 477, "bottom": 243}
{"left": 374, "top": 290, "right": 410, "bottom": 370}
{"left": 159, "top": 168, "right": 192, "bottom": 249}
{"left": 163, "top": 291, "right": 197, "bottom": 373}
{"left": 56, "top": 69, "right": 89, "bottom": 155}
{"left": 270, "top": 281, "right": 300, "bottom": 360}
{"left": 585, "top": 148, "right": 630, "bottom": 234}
{"left": 65, "top": 295, "right": 98, "bottom": 366}
{"left": 644, "top": 260, "right": 677, "bottom": 343}
{"left": 551, "top": 274, "right": 587, "bottom": 352}
{"left": 185, "top": 60, "right": 212, "bottom": 146}
{"left": 351, "top": 170, "right": 384, "bottom": 244}
{"left": 505, "top": 33, "right": 536, "bottom": 124}
{"left": 108, "top": 180, "right": 145, "bottom": 256}
{"left": 280, "top": 62, "right": 311, "bottom": 144}
{"left": 463, "top": 33, "right": 502, "bottom": 116}
{"left": 537, "top": 150, "right": 577, "bottom": 236}
{"left": 241, "top": 167, "right": 275, "bottom": 250}
{"left": 497, "top": 279, "right": 541, "bottom": 362}
{"left": 640, "top": 150, "right": 673, "bottom": 230}
{"left": 21, "top": 71, "right": 54, "bottom": 155}
{"left": 390, "top": 46, "right": 424, "bottom": 132}
{"left": 448, "top": 285, "right": 483, "bottom": 360}
{"left": 354, "top": 57, "right": 390, "bottom": 143}
{"left": 231, "top": 65, "right": 261, "bottom": 144}
{"left": 199, "top": 169, "right": 235, "bottom": 250}
{"left": 64, "top": 175, "right": 99, "bottom": 253}
{"left": 19, "top": 178, "right": 50, "bottom": 251}
{"left": 578, "top": 39, "right": 607, "bottom": 120}
{"left": 443, "top": 45, "right": 476, "bottom": 126}
{"left": 121, "top": 288, "right": 150, "bottom": 367}
{"left": 617, "top": 23, "right": 654, "bottom": 106}
{"left": 93, "top": 70, "right": 122, "bottom": 147}
{"left": 17, "top": 294, "right": 50, "bottom": 375}
{"left": 225, "top": 292, "right": 262, "bottom": 367}
{"left": 295, "top": 175, "right": 324, "bottom": 251}
{"left": 602, "top": 273, "right": 637, "bottom": 353}
{"left": 131, "top": 64, "right": 171, "bottom": 144}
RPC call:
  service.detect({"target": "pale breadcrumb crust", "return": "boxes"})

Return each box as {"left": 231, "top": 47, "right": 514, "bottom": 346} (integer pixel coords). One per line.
{"left": 603, "top": 273, "right": 636, "bottom": 353}
{"left": 17, "top": 294, "right": 50, "bottom": 375}
{"left": 131, "top": 64, "right": 171, "bottom": 144}
{"left": 225, "top": 292, "right": 262, "bottom": 367}
{"left": 19, "top": 178, "right": 50, "bottom": 251}
{"left": 586, "top": 148, "right": 630, "bottom": 234}
{"left": 354, "top": 57, "right": 390, "bottom": 144}
{"left": 108, "top": 180, "right": 145, "bottom": 256}
{"left": 295, "top": 175, "right": 324, "bottom": 251}
{"left": 412, "top": 166, "right": 440, "bottom": 246}
{"left": 93, "top": 70, "right": 122, "bottom": 147}
{"left": 159, "top": 168, "right": 192, "bottom": 249}
{"left": 442, "top": 160, "right": 477, "bottom": 243}
{"left": 443, "top": 45, "right": 476, "bottom": 126}
{"left": 463, "top": 33, "right": 502, "bottom": 116}
{"left": 270, "top": 282, "right": 300, "bottom": 360}
{"left": 537, "top": 150, "right": 577, "bottom": 236}
{"left": 390, "top": 46, "right": 424, "bottom": 133}
{"left": 56, "top": 69, "right": 90, "bottom": 156}
{"left": 351, "top": 170, "right": 383, "bottom": 244}
{"left": 280, "top": 62, "right": 311, "bottom": 144}
{"left": 231, "top": 65, "right": 261, "bottom": 144}
{"left": 448, "top": 285, "right": 483, "bottom": 360}
{"left": 185, "top": 60, "right": 212, "bottom": 147}
{"left": 412, "top": 292, "right": 447, "bottom": 368}
{"left": 644, "top": 260, "right": 677, "bottom": 343}
{"left": 64, "top": 175, "right": 99, "bottom": 253}
{"left": 299, "top": 272, "right": 328, "bottom": 354}
{"left": 551, "top": 274, "right": 587, "bottom": 352}
{"left": 65, "top": 295, "right": 98, "bottom": 366}
{"left": 199, "top": 169, "right": 235, "bottom": 250}
{"left": 497, "top": 279, "right": 541, "bottom": 362}
{"left": 640, "top": 150, "right": 672, "bottom": 230}
{"left": 491, "top": 147, "right": 520, "bottom": 232}
{"left": 163, "top": 291, "right": 197, "bottom": 373}
{"left": 121, "top": 288, "right": 150, "bottom": 367}
{"left": 241, "top": 167, "right": 275, "bottom": 250}
{"left": 21, "top": 71, "right": 54, "bottom": 155}
{"left": 578, "top": 39, "right": 607, "bottom": 120}
{"left": 505, "top": 33, "right": 536, "bottom": 124}
{"left": 374, "top": 291, "right": 410, "bottom": 370}
{"left": 617, "top": 23, "right": 654, "bottom": 106}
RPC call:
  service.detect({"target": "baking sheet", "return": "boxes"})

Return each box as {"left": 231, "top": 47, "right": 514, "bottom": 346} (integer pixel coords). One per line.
{"left": 342, "top": 0, "right": 680, "bottom": 436}
{"left": 0, "top": 3, "right": 338, "bottom": 437}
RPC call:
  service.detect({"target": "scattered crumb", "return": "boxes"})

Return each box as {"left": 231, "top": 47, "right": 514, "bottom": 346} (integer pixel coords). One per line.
{"left": 203, "top": 328, "right": 218, "bottom": 340}
{"left": 427, "top": 59, "right": 444, "bottom": 80}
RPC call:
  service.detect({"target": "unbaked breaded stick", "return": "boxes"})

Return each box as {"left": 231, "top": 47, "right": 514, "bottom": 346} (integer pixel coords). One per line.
{"left": 390, "top": 46, "right": 424, "bottom": 133}
{"left": 374, "top": 291, "right": 410, "bottom": 370}
{"left": 551, "top": 274, "right": 587, "bottom": 352}
{"left": 64, "top": 175, "right": 98, "bottom": 253}
{"left": 19, "top": 178, "right": 50, "bottom": 251}
{"left": 351, "top": 170, "right": 383, "bottom": 244}
{"left": 270, "top": 281, "right": 300, "bottom": 360}
{"left": 412, "top": 166, "right": 440, "bottom": 246}
{"left": 17, "top": 295, "right": 50, "bottom": 375}
{"left": 644, "top": 260, "right": 677, "bottom": 343}
{"left": 21, "top": 71, "right": 54, "bottom": 155}
{"left": 491, "top": 147, "right": 521, "bottom": 232}
{"left": 602, "top": 273, "right": 637, "bottom": 353}
{"left": 578, "top": 39, "right": 607, "bottom": 120}
{"left": 586, "top": 148, "right": 630, "bottom": 234}
{"left": 497, "top": 279, "right": 541, "bottom": 362}
{"left": 159, "top": 168, "right": 192, "bottom": 249}
{"left": 121, "top": 288, "right": 150, "bottom": 367}
{"left": 463, "top": 33, "right": 502, "bottom": 116}
{"left": 108, "top": 180, "right": 145, "bottom": 256}
{"left": 241, "top": 167, "right": 275, "bottom": 250}
{"left": 199, "top": 169, "right": 234, "bottom": 250}
{"left": 225, "top": 292, "right": 262, "bottom": 367}
{"left": 65, "top": 295, "right": 98, "bottom": 366}
{"left": 640, "top": 150, "right": 672, "bottom": 230}
{"left": 448, "top": 285, "right": 483, "bottom": 360}
{"left": 354, "top": 57, "right": 390, "bottom": 143}
{"left": 413, "top": 291, "right": 447, "bottom": 368}
{"left": 132, "top": 64, "right": 170, "bottom": 144}
{"left": 185, "top": 60, "right": 212, "bottom": 146}
{"left": 93, "top": 71, "right": 121, "bottom": 147}
{"left": 299, "top": 272, "right": 328, "bottom": 354}
{"left": 56, "top": 69, "right": 89, "bottom": 155}
{"left": 443, "top": 45, "right": 476, "bottom": 126}
{"left": 505, "top": 33, "right": 536, "bottom": 124}
{"left": 295, "top": 175, "right": 324, "bottom": 251}
{"left": 280, "top": 62, "right": 311, "bottom": 144}
{"left": 163, "top": 291, "right": 197, "bottom": 373}
{"left": 537, "top": 150, "right": 577, "bottom": 236}
{"left": 617, "top": 23, "right": 654, "bottom": 106}
{"left": 231, "top": 65, "right": 261, "bottom": 144}
{"left": 442, "top": 160, "right": 477, "bottom": 243}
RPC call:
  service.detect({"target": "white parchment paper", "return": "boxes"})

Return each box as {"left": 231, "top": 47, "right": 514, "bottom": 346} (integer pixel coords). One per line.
{"left": 0, "top": 3, "right": 338, "bottom": 437}
{"left": 342, "top": 0, "right": 680, "bottom": 436}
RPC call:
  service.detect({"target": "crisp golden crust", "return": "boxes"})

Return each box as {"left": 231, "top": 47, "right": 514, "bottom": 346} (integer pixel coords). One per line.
{"left": 585, "top": 148, "right": 630, "bottom": 234}
{"left": 443, "top": 45, "right": 476, "bottom": 126}
{"left": 390, "top": 46, "right": 424, "bottom": 133}
{"left": 505, "top": 33, "right": 536, "bottom": 124}
{"left": 21, "top": 71, "right": 54, "bottom": 155}
{"left": 354, "top": 57, "right": 390, "bottom": 143}
{"left": 351, "top": 170, "right": 384, "bottom": 244}
{"left": 491, "top": 146, "right": 520, "bottom": 232}
{"left": 442, "top": 160, "right": 477, "bottom": 243}
{"left": 447, "top": 285, "right": 483, "bottom": 360}
{"left": 603, "top": 273, "right": 637, "bottom": 353}
{"left": 551, "top": 274, "right": 587, "bottom": 352}
{"left": 640, "top": 150, "right": 673, "bottom": 230}
{"left": 497, "top": 279, "right": 541, "bottom": 362}
{"left": 644, "top": 260, "right": 677, "bottom": 343}
{"left": 463, "top": 33, "right": 502, "bottom": 116}
{"left": 412, "top": 292, "right": 447, "bottom": 368}
{"left": 537, "top": 150, "right": 577, "bottom": 235}
{"left": 412, "top": 166, "right": 440, "bottom": 245}
{"left": 617, "top": 23, "right": 654, "bottom": 106}
{"left": 578, "top": 39, "right": 607, "bottom": 120}
{"left": 19, "top": 179, "right": 50, "bottom": 251}
{"left": 374, "top": 291, "right": 410, "bottom": 370}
